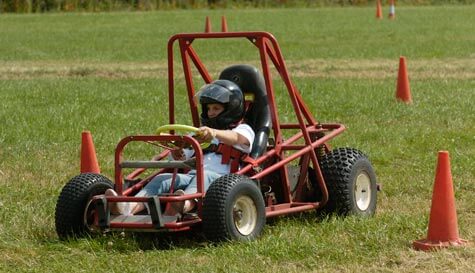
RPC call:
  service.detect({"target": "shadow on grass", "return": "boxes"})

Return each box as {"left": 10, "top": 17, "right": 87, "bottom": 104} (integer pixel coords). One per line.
{"left": 266, "top": 210, "right": 337, "bottom": 225}
{"left": 36, "top": 228, "right": 212, "bottom": 253}
{"left": 130, "top": 227, "right": 210, "bottom": 251}
{"left": 135, "top": 211, "right": 341, "bottom": 250}
{"left": 38, "top": 211, "right": 343, "bottom": 253}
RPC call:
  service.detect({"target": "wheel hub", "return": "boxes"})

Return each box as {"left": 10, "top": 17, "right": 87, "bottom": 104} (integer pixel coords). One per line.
{"left": 83, "top": 199, "right": 99, "bottom": 232}
{"left": 233, "top": 196, "right": 257, "bottom": 236}
{"left": 355, "top": 172, "right": 372, "bottom": 211}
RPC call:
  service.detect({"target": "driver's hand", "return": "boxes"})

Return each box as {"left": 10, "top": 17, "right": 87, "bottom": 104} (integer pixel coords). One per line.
{"left": 171, "top": 148, "right": 185, "bottom": 160}
{"left": 195, "top": 126, "right": 217, "bottom": 143}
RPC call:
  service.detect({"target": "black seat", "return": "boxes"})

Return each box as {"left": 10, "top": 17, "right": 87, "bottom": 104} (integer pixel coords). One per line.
{"left": 219, "top": 64, "right": 271, "bottom": 159}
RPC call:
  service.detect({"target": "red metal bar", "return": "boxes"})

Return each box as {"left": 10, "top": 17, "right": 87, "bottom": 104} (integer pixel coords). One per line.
{"left": 109, "top": 222, "right": 195, "bottom": 231}
{"left": 123, "top": 171, "right": 160, "bottom": 196}
{"left": 293, "top": 84, "right": 317, "bottom": 125}
{"left": 264, "top": 40, "right": 316, "bottom": 126}
{"left": 265, "top": 203, "right": 320, "bottom": 218}
{"left": 110, "top": 218, "right": 200, "bottom": 230}
{"left": 293, "top": 153, "right": 310, "bottom": 201}
{"left": 261, "top": 36, "right": 325, "bottom": 208}
{"left": 124, "top": 149, "right": 169, "bottom": 179}
{"left": 114, "top": 135, "right": 205, "bottom": 195}
{"left": 109, "top": 222, "right": 154, "bottom": 229}
{"left": 168, "top": 31, "right": 275, "bottom": 41}
{"left": 181, "top": 42, "right": 212, "bottom": 128}
{"left": 167, "top": 36, "right": 175, "bottom": 125}
{"left": 102, "top": 193, "right": 202, "bottom": 203}
{"left": 159, "top": 193, "right": 202, "bottom": 202}
{"left": 109, "top": 217, "right": 201, "bottom": 230}
{"left": 179, "top": 39, "right": 200, "bottom": 126}
{"left": 257, "top": 37, "right": 282, "bottom": 154}
{"left": 164, "top": 218, "right": 201, "bottom": 229}
{"left": 263, "top": 39, "right": 281, "bottom": 70}
{"left": 256, "top": 36, "right": 291, "bottom": 202}
{"left": 102, "top": 196, "right": 150, "bottom": 202}
{"left": 186, "top": 43, "right": 213, "bottom": 84}
{"left": 265, "top": 33, "right": 318, "bottom": 130}
{"left": 239, "top": 123, "right": 345, "bottom": 178}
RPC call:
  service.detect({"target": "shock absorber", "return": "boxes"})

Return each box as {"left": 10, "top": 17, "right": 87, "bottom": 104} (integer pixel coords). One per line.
{"left": 315, "top": 124, "right": 326, "bottom": 159}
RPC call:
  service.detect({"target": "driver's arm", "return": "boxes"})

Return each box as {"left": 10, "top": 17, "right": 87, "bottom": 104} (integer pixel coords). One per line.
{"left": 197, "top": 126, "right": 250, "bottom": 147}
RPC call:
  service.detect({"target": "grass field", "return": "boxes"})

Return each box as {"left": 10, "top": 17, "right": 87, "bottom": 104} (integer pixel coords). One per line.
{"left": 1, "top": 5, "right": 474, "bottom": 273}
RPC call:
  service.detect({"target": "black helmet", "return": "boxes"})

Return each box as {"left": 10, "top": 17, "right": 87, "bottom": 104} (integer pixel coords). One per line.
{"left": 196, "top": 79, "right": 244, "bottom": 129}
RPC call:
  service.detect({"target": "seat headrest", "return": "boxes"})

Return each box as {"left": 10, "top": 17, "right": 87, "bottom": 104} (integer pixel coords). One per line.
{"left": 219, "top": 64, "right": 271, "bottom": 159}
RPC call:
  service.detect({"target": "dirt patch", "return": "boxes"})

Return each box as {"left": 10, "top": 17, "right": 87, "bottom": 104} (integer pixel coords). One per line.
{"left": 287, "top": 58, "right": 475, "bottom": 80}
{"left": 0, "top": 61, "right": 168, "bottom": 80}
{"left": 1, "top": 59, "right": 474, "bottom": 80}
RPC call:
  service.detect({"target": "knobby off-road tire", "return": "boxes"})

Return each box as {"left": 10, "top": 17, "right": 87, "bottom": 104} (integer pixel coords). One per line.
{"left": 202, "top": 174, "right": 266, "bottom": 242}
{"left": 55, "top": 173, "right": 113, "bottom": 239}
{"left": 319, "top": 148, "right": 377, "bottom": 216}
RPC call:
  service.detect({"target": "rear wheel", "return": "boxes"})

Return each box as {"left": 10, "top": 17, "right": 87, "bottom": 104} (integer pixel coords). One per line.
{"left": 202, "top": 174, "right": 265, "bottom": 242}
{"left": 319, "top": 148, "right": 377, "bottom": 216}
{"left": 55, "top": 173, "right": 113, "bottom": 239}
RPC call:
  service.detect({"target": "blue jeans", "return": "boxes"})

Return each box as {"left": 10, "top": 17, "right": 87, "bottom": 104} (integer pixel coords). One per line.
{"left": 135, "top": 170, "right": 221, "bottom": 197}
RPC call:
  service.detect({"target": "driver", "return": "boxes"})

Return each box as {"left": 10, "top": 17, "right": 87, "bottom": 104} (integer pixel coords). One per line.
{"left": 107, "top": 79, "right": 255, "bottom": 216}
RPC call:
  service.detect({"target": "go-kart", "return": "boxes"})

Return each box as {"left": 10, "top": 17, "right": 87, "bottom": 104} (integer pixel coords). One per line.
{"left": 55, "top": 20, "right": 378, "bottom": 242}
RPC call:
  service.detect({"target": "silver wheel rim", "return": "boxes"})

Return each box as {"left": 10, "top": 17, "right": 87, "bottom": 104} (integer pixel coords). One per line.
{"left": 233, "top": 195, "right": 257, "bottom": 236}
{"left": 355, "top": 172, "right": 372, "bottom": 211}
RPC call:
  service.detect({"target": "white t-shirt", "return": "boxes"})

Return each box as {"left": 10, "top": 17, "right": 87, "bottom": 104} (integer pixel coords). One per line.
{"left": 183, "top": 123, "right": 254, "bottom": 175}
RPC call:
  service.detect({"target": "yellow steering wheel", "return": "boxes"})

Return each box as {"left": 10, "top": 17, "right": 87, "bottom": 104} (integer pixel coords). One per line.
{"left": 156, "top": 124, "right": 210, "bottom": 149}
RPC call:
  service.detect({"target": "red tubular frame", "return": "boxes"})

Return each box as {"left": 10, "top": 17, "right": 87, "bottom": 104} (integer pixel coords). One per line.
{"left": 114, "top": 135, "right": 205, "bottom": 195}
{"left": 166, "top": 31, "right": 346, "bottom": 216}
{"left": 105, "top": 30, "right": 346, "bottom": 231}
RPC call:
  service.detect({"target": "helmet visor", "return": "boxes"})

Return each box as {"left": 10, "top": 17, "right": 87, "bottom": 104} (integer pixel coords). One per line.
{"left": 194, "top": 83, "right": 231, "bottom": 105}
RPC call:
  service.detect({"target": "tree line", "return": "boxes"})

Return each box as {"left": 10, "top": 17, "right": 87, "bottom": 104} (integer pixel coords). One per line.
{"left": 0, "top": 0, "right": 471, "bottom": 13}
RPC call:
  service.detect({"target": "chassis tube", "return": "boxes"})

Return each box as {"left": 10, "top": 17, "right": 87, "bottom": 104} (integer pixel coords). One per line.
{"left": 114, "top": 135, "right": 204, "bottom": 195}
{"left": 239, "top": 123, "right": 345, "bottom": 177}
{"left": 266, "top": 203, "right": 320, "bottom": 218}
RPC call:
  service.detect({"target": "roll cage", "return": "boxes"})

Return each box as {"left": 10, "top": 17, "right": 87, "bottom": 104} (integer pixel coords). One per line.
{"left": 100, "top": 28, "right": 346, "bottom": 231}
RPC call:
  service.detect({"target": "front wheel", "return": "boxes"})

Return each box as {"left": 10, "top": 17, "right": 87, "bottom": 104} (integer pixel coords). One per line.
{"left": 55, "top": 173, "right": 113, "bottom": 239}
{"left": 319, "top": 148, "right": 377, "bottom": 216}
{"left": 202, "top": 174, "right": 266, "bottom": 242}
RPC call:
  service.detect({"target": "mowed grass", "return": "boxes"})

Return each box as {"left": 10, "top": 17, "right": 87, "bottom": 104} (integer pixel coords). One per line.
{"left": 0, "top": 6, "right": 474, "bottom": 273}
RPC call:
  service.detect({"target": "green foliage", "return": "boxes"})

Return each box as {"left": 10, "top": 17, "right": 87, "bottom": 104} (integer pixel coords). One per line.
{"left": 0, "top": 6, "right": 474, "bottom": 273}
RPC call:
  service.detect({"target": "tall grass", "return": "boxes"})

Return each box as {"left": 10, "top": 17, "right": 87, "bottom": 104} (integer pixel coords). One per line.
{"left": 0, "top": 6, "right": 474, "bottom": 273}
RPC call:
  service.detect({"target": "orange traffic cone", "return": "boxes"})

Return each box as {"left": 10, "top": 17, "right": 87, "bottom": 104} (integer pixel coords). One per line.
{"left": 388, "top": 0, "right": 395, "bottom": 19}
{"left": 80, "top": 131, "right": 100, "bottom": 174}
{"left": 376, "top": 0, "right": 383, "bottom": 19}
{"left": 204, "top": 16, "right": 212, "bottom": 33}
{"left": 413, "top": 151, "right": 469, "bottom": 251}
{"left": 221, "top": 15, "right": 228, "bottom": 32}
{"left": 396, "top": 56, "right": 412, "bottom": 103}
